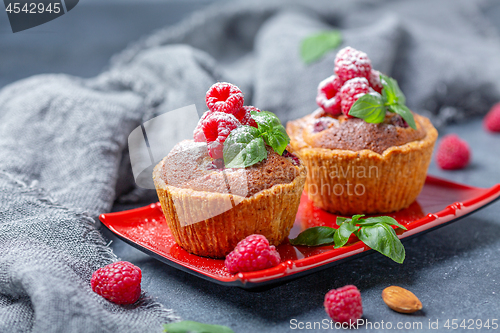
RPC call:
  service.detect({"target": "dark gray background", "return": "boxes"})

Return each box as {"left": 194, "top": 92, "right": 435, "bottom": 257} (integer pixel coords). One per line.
{"left": 1, "top": 1, "right": 500, "bottom": 332}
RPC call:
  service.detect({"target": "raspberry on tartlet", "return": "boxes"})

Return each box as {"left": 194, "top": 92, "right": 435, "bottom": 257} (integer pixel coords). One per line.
{"left": 205, "top": 82, "right": 244, "bottom": 115}
{"left": 334, "top": 46, "right": 372, "bottom": 83}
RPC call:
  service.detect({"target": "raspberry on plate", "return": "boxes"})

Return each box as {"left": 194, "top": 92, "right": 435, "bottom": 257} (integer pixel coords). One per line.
{"left": 324, "top": 285, "right": 363, "bottom": 324}
{"left": 436, "top": 134, "right": 471, "bottom": 170}
{"left": 369, "top": 69, "right": 383, "bottom": 93}
{"left": 334, "top": 46, "right": 372, "bottom": 83}
{"left": 484, "top": 102, "right": 500, "bottom": 132}
{"left": 224, "top": 234, "right": 281, "bottom": 274}
{"left": 202, "top": 112, "right": 240, "bottom": 159}
{"left": 205, "top": 82, "right": 244, "bottom": 116}
{"left": 339, "top": 77, "right": 371, "bottom": 117}
{"left": 91, "top": 261, "right": 142, "bottom": 305}
{"left": 316, "top": 75, "right": 342, "bottom": 115}
{"left": 235, "top": 105, "right": 259, "bottom": 128}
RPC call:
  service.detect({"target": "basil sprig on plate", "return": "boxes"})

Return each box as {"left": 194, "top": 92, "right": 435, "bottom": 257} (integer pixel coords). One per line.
{"left": 289, "top": 215, "right": 407, "bottom": 264}
{"left": 348, "top": 74, "right": 417, "bottom": 130}
{"left": 164, "top": 321, "right": 234, "bottom": 333}
{"left": 223, "top": 111, "right": 290, "bottom": 168}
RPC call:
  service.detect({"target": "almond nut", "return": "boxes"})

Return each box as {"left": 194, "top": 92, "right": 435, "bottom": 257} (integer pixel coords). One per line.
{"left": 382, "top": 286, "right": 422, "bottom": 313}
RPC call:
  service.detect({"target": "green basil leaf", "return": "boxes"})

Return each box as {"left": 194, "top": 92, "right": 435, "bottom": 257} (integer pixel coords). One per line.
{"left": 289, "top": 226, "right": 335, "bottom": 246}
{"left": 388, "top": 104, "right": 417, "bottom": 130}
{"left": 300, "top": 30, "right": 342, "bottom": 64}
{"left": 334, "top": 223, "right": 360, "bottom": 249}
{"left": 223, "top": 126, "right": 267, "bottom": 168}
{"left": 358, "top": 216, "right": 407, "bottom": 230}
{"left": 251, "top": 111, "right": 290, "bottom": 155}
{"left": 164, "top": 321, "right": 234, "bottom": 333}
{"left": 380, "top": 73, "right": 406, "bottom": 105}
{"left": 348, "top": 93, "right": 386, "bottom": 124}
{"left": 350, "top": 214, "right": 365, "bottom": 225}
{"left": 336, "top": 217, "right": 349, "bottom": 226}
{"left": 356, "top": 223, "right": 406, "bottom": 264}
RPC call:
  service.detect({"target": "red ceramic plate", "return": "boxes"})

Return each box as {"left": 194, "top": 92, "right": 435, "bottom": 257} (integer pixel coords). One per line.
{"left": 99, "top": 176, "right": 500, "bottom": 289}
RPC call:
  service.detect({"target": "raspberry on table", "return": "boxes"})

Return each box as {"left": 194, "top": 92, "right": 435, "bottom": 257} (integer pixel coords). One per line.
{"left": 324, "top": 285, "right": 363, "bottom": 324}
{"left": 224, "top": 234, "right": 281, "bottom": 274}
{"left": 205, "top": 82, "right": 244, "bottom": 116}
{"left": 334, "top": 46, "right": 372, "bottom": 83}
{"left": 369, "top": 69, "right": 383, "bottom": 93}
{"left": 193, "top": 110, "right": 213, "bottom": 142}
{"left": 202, "top": 112, "right": 240, "bottom": 159}
{"left": 235, "top": 105, "right": 260, "bottom": 128}
{"left": 436, "top": 134, "right": 471, "bottom": 170}
{"left": 316, "top": 75, "right": 342, "bottom": 115}
{"left": 91, "top": 261, "right": 142, "bottom": 305}
{"left": 484, "top": 102, "right": 500, "bottom": 132}
{"left": 339, "top": 77, "right": 371, "bottom": 117}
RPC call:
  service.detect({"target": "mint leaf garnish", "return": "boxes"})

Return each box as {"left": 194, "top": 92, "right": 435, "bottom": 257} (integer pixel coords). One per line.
{"left": 348, "top": 93, "right": 386, "bottom": 124}
{"left": 300, "top": 30, "right": 342, "bottom": 64}
{"left": 288, "top": 226, "right": 335, "bottom": 246}
{"left": 251, "top": 111, "right": 290, "bottom": 155}
{"left": 164, "top": 321, "right": 234, "bottom": 333}
{"left": 388, "top": 104, "right": 417, "bottom": 130}
{"left": 222, "top": 111, "right": 290, "bottom": 168}
{"left": 346, "top": 73, "right": 417, "bottom": 130}
{"left": 356, "top": 223, "right": 406, "bottom": 264}
{"left": 289, "top": 214, "right": 407, "bottom": 264}
{"left": 380, "top": 74, "right": 406, "bottom": 105}
{"left": 223, "top": 126, "right": 267, "bottom": 168}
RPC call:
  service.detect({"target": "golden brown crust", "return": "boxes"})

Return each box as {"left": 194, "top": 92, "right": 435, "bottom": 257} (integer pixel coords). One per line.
{"left": 286, "top": 113, "right": 438, "bottom": 215}
{"left": 153, "top": 158, "right": 307, "bottom": 258}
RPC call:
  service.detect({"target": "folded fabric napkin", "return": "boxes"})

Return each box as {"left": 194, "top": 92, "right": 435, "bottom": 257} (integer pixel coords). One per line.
{"left": 1, "top": 0, "right": 499, "bottom": 332}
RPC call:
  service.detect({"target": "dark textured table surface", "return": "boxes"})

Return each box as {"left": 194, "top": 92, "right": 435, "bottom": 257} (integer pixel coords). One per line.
{"left": 2, "top": 1, "right": 500, "bottom": 332}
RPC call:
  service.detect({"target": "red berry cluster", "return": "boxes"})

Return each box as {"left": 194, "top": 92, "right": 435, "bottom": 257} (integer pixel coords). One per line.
{"left": 316, "top": 47, "right": 382, "bottom": 118}
{"left": 193, "top": 82, "right": 260, "bottom": 159}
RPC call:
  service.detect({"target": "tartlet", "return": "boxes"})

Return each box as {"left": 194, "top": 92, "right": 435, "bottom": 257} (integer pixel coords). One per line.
{"left": 153, "top": 83, "right": 306, "bottom": 258}
{"left": 287, "top": 47, "right": 437, "bottom": 215}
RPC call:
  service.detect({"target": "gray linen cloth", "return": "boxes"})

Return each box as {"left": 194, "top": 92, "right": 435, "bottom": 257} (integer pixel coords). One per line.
{"left": 1, "top": 0, "right": 499, "bottom": 332}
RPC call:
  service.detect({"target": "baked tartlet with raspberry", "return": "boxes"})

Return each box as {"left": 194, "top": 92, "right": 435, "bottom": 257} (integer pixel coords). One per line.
{"left": 287, "top": 47, "right": 437, "bottom": 215}
{"left": 153, "top": 82, "right": 306, "bottom": 258}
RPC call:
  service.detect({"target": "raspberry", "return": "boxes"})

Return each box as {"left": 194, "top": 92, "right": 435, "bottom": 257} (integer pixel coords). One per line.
{"left": 312, "top": 117, "right": 336, "bottom": 133}
{"left": 334, "top": 47, "right": 372, "bottom": 83}
{"left": 339, "top": 77, "right": 371, "bottom": 117}
{"left": 91, "top": 261, "right": 142, "bottom": 305}
{"left": 193, "top": 110, "right": 213, "bottom": 142}
{"left": 206, "top": 82, "right": 244, "bottom": 116}
{"left": 224, "top": 234, "right": 281, "bottom": 274}
{"left": 283, "top": 150, "right": 300, "bottom": 166}
{"left": 234, "top": 106, "right": 259, "bottom": 128}
{"left": 316, "top": 75, "right": 342, "bottom": 115}
{"left": 436, "top": 134, "right": 471, "bottom": 170}
{"left": 369, "top": 69, "right": 383, "bottom": 93}
{"left": 202, "top": 112, "right": 240, "bottom": 159}
{"left": 484, "top": 102, "right": 500, "bottom": 132}
{"left": 324, "top": 285, "right": 363, "bottom": 324}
